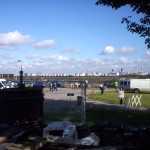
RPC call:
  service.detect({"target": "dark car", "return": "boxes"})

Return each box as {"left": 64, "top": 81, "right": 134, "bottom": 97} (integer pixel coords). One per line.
{"left": 33, "top": 82, "right": 45, "bottom": 88}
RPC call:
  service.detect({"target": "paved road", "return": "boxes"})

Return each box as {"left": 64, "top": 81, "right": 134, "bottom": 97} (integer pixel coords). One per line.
{"left": 43, "top": 88, "right": 149, "bottom": 113}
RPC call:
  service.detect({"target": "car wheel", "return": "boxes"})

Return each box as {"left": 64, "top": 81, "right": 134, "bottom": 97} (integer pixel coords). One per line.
{"left": 134, "top": 89, "right": 140, "bottom": 93}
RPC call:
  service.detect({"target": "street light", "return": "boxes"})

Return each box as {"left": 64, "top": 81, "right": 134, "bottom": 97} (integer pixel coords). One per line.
{"left": 18, "top": 60, "right": 22, "bottom": 71}
{"left": 18, "top": 60, "right": 24, "bottom": 88}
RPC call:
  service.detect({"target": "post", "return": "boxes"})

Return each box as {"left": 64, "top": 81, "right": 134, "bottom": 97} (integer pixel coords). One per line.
{"left": 20, "top": 70, "right": 23, "bottom": 87}
{"left": 18, "top": 60, "right": 24, "bottom": 88}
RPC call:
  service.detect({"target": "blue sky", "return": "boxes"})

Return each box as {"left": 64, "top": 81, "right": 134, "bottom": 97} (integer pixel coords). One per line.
{"left": 0, "top": 0, "right": 149, "bottom": 74}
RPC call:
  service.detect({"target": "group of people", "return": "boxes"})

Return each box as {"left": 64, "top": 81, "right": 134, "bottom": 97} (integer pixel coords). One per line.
{"left": 99, "top": 81, "right": 124, "bottom": 105}
{"left": 49, "top": 82, "right": 57, "bottom": 91}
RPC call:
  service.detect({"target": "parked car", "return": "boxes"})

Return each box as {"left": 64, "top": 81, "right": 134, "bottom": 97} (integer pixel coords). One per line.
{"left": 0, "top": 79, "right": 10, "bottom": 89}
{"left": 33, "top": 82, "right": 45, "bottom": 88}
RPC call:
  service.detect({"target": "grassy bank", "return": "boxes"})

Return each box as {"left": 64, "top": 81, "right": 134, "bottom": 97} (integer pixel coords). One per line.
{"left": 87, "top": 89, "right": 150, "bottom": 108}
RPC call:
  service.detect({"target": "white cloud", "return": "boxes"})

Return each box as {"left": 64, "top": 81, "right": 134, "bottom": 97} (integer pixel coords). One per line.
{"left": 119, "top": 58, "right": 134, "bottom": 65}
{"left": 1, "top": 54, "right": 15, "bottom": 59}
{"left": 101, "top": 45, "right": 116, "bottom": 55}
{"left": 145, "top": 50, "right": 150, "bottom": 57}
{"left": 57, "top": 55, "right": 69, "bottom": 61}
{"left": 44, "top": 55, "right": 70, "bottom": 62}
{"left": 61, "top": 48, "right": 80, "bottom": 53}
{"left": 118, "top": 47, "right": 135, "bottom": 54}
{"left": 34, "top": 62, "right": 45, "bottom": 67}
{"left": 1, "top": 42, "right": 148, "bottom": 74}
{"left": 119, "top": 57, "right": 129, "bottom": 63}
{"left": 33, "top": 40, "right": 56, "bottom": 49}
{"left": 100, "top": 45, "right": 135, "bottom": 55}
{"left": 0, "top": 31, "right": 32, "bottom": 50}
{"left": 1, "top": 53, "right": 149, "bottom": 74}
{"left": 27, "top": 54, "right": 70, "bottom": 64}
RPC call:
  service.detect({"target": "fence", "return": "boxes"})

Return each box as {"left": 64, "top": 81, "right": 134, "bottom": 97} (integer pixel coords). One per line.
{"left": 44, "top": 80, "right": 87, "bottom": 125}
{"left": 124, "top": 95, "right": 142, "bottom": 108}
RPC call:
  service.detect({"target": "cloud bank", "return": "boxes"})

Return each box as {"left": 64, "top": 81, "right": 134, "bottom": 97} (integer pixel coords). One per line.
{"left": 33, "top": 40, "right": 56, "bottom": 49}
{"left": 0, "top": 31, "right": 32, "bottom": 50}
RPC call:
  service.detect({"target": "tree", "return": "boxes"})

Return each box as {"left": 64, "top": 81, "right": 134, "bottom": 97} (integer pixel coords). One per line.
{"left": 96, "top": 0, "right": 150, "bottom": 48}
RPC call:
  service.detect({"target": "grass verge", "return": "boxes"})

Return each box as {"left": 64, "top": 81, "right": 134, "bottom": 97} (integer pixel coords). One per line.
{"left": 44, "top": 108, "right": 150, "bottom": 127}
{"left": 86, "top": 108, "right": 150, "bottom": 127}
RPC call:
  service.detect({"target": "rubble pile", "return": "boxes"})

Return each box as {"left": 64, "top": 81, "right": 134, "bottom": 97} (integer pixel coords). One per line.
{"left": 0, "top": 121, "right": 150, "bottom": 149}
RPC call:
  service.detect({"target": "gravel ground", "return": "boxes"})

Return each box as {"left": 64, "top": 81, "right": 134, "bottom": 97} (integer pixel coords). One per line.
{"left": 43, "top": 88, "right": 149, "bottom": 113}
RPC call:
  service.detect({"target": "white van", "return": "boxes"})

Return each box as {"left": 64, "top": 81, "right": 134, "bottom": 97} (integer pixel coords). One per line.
{"left": 119, "top": 79, "right": 150, "bottom": 93}
{"left": 0, "top": 79, "right": 10, "bottom": 89}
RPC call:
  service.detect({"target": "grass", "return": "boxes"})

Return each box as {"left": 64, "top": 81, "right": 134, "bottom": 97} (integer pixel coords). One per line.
{"left": 44, "top": 111, "right": 82, "bottom": 123}
{"left": 86, "top": 109, "right": 150, "bottom": 127}
{"left": 44, "top": 109, "right": 150, "bottom": 127}
{"left": 86, "top": 89, "right": 150, "bottom": 127}
{"left": 87, "top": 89, "right": 150, "bottom": 108}
{"left": 44, "top": 88, "right": 150, "bottom": 127}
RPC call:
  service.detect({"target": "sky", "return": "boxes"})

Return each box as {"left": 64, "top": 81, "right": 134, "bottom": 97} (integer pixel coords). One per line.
{"left": 0, "top": 0, "right": 149, "bottom": 75}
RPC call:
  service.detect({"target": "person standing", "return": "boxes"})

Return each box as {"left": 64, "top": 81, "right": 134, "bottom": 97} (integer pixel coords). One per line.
{"left": 114, "top": 81, "right": 118, "bottom": 91}
{"left": 118, "top": 88, "right": 124, "bottom": 105}
{"left": 49, "top": 82, "right": 53, "bottom": 91}
{"left": 99, "top": 82, "right": 104, "bottom": 95}
{"left": 54, "top": 82, "right": 57, "bottom": 91}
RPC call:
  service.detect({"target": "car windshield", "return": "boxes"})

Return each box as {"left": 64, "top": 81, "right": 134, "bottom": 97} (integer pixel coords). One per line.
{"left": 1, "top": 81, "right": 8, "bottom": 86}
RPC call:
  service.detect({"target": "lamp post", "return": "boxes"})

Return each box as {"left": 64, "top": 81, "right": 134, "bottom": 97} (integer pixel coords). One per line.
{"left": 18, "top": 60, "right": 23, "bottom": 88}
{"left": 18, "top": 60, "right": 22, "bottom": 71}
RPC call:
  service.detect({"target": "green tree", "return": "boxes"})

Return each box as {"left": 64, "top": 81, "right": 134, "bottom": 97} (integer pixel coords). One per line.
{"left": 96, "top": 0, "right": 150, "bottom": 48}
